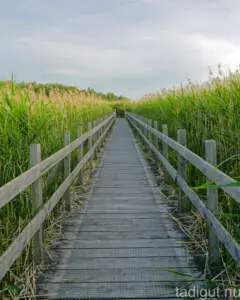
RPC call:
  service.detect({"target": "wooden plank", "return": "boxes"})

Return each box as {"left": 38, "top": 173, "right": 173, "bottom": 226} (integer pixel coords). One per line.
{"left": 93, "top": 120, "right": 97, "bottom": 157}
{"left": 87, "top": 204, "right": 165, "bottom": 210}
{"left": 54, "top": 239, "right": 185, "bottom": 249}
{"left": 30, "top": 144, "right": 43, "bottom": 265}
{"left": 44, "top": 256, "right": 194, "bottom": 269}
{"left": 154, "top": 120, "right": 158, "bottom": 147}
{"left": 64, "top": 131, "right": 71, "bottom": 211}
{"left": 40, "top": 268, "right": 196, "bottom": 283}
{"left": 37, "top": 118, "right": 198, "bottom": 298}
{"left": 63, "top": 224, "right": 182, "bottom": 232}
{"left": 128, "top": 113, "right": 240, "bottom": 205}
{"left": 51, "top": 247, "right": 188, "bottom": 258}
{"left": 205, "top": 140, "right": 220, "bottom": 267}
{"left": 88, "top": 122, "right": 93, "bottom": 169}
{"left": 69, "top": 217, "right": 175, "bottom": 226}
{"left": 62, "top": 230, "right": 183, "bottom": 240}
{"left": 77, "top": 125, "right": 83, "bottom": 184}
{"left": 0, "top": 118, "right": 115, "bottom": 281}
{"left": 177, "top": 129, "right": 190, "bottom": 212}
{"left": 0, "top": 114, "right": 115, "bottom": 209}
{"left": 162, "top": 124, "right": 168, "bottom": 160}
{"left": 38, "top": 282, "right": 183, "bottom": 299}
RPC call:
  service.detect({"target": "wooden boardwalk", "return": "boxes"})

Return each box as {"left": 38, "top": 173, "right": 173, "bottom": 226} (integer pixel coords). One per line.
{"left": 39, "top": 119, "right": 200, "bottom": 299}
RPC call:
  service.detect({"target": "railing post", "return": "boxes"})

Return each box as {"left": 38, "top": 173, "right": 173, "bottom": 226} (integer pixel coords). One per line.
{"left": 77, "top": 125, "right": 83, "bottom": 183}
{"left": 141, "top": 116, "right": 144, "bottom": 133}
{"left": 30, "top": 144, "right": 43, "bottom": 265}
{"left": 177, "top": 129, "right": 190, "bottom": 212}
{"left": 100, "top": 117, "right": 104, "bottom": 147}
{"left": 144, "top": 118, "right": 148, "bottom": 137}
{"left": 146, "top": 119, "right": 149, "bottom": 140}
{"left": 149, "top": 119, "right": 152, "bottom": 143}
{"left": 162, "top": 124, "right": 168, "bottom": 160}
{"left": 93, "top": 120, "right": 97, "bottom": 157}
{"left": 88, "top": 122, "right": 93, "bottom": 169}
{"left": 154, "top": 121, "right": 158, "bottom": 147}
{"left": 64, "top": 131, "right": 71, "bottom": 211}
{"left": 205, "top": 139, "right": 220, "bottom": 269}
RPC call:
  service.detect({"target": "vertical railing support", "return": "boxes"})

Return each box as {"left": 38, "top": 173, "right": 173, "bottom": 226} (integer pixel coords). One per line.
{"left": 93, "top": 120, "right": 97, "bottom": 157}
{"left": 144, "top": 118, "right": 148, "bottom": 137}
{"left": 205, "top": 139, "right": 220, "bottom": 268}
{"left": 64, "top": 131, "right": 71, "bottom": 211}
{"left": 162, "top": 124, "right": 168, "bottom": 160}
{"left": 148, "top": 119, "right": 152, "bottom": 143}
{"left": 177, "top": 129, "right": 190, "bottom": 212}
{"left": 100, "top": 117, "right": 104, "bottom": 147}
{"left": 30, "top": 144, "right": 43, "bottom": 264}
{"left": 88, "top": 122, "right": 93, "bottom": 169}
{"left": 154, "top": 121, "right": 158, "bottom": 147}
{"left": 77, "top": 125, "right": 83, "bottom": 184}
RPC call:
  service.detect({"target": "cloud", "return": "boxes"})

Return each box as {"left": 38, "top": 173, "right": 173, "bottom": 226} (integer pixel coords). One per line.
{"left": 1, "top": 0, "right": 240, "bottom": 98}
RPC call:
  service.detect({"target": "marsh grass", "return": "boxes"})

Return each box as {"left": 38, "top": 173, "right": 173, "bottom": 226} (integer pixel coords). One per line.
{"left": 0, "top": 80, "right": 112, "bottom": 298}
{"left": 130, "top": 67, "right": 240, "bottom": 281}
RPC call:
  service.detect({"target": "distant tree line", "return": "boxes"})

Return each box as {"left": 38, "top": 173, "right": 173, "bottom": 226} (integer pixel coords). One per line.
{"left": 0, "top": 81, "right": 128, "bottom": 101}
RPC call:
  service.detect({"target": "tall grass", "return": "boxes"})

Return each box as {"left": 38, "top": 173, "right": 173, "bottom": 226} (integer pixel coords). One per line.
{"left": 130, "top": 67, "right": 240, "bottom": 269}
{"left": 0, "top": 81, "right": 112, "bottom": 185}
{"left": 0, "top": 81, "right": 112, "bottom": 297}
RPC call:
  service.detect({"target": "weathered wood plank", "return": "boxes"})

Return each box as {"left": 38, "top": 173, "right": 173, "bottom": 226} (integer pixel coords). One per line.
{"left": 38, "top": 282, "right": 183, "bottom": 299}
{"left": 47, "top": 256, "right": 194, "bottom": 269}
{"left": 177, "top": 129, "right": 190, "bottom": 212}
{"left": 40, "top": 268, "right": 196, "bottom": 283}
{"left": 205, "top": 139, "right": 220, "bottom": 267}
{"left": 37, "top": 119, "right": 199, "bottom": 298}
{"left": 62, "top": 230, "right": 183, "bottom": 240}
{"left": 50, "top": 247, "right": 188, "bottom": 258}
{"left": 30, "top": 144, "right": 43, "bottom": 265}
{"left": 53, "top": 239, "right": 187, "bottom": 249}
{"left": 64, "top": 131, "right": 71, "bottom": 211}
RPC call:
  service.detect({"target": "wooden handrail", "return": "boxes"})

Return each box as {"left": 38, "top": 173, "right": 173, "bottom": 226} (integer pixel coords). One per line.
{"left": 0, "top": 113, "right": 115, "bottom": 281}
{"left": 127, "top": 113, "right": 240, "bottom": 204}
{"left": 127, "top": 112, "right": 240, "bottom": 265}
{"left": 0, "top": 113, "right": 115, "bottom": 209}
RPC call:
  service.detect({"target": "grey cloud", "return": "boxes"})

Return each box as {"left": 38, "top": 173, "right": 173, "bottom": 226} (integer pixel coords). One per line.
{"left": 0, "top": 0, "right": 240, "bottom": 98}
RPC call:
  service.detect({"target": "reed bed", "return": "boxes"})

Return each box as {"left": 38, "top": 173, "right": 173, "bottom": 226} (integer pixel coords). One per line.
{"left": 130, "top": 67, "right": 240, "bottom": 278}
{"left": 0, "top": 81, "right": 112, "bottom": 298}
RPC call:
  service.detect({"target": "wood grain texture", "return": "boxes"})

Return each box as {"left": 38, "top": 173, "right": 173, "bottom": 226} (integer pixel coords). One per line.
{"left": 205, "top": 139, "right": 220, "bottom": 267}
{"left": 38, "top": 119, "right": 200, "bottom": 298}
{"left": 30, "top": 144, "right": 43, "bottom": 264}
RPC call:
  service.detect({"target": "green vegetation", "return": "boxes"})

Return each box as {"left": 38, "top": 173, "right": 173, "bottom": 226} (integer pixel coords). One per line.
{"left": 0, "top": 81, "right": 128, "bottom": 101}
{"left": 0, "top": 80, "right": 114, "bottom": 298}
{"left": 0, "top": 80, "right": 113, "bottom": 186}
{"left": 130, "top": 67, "right": 240, "bottom": 278}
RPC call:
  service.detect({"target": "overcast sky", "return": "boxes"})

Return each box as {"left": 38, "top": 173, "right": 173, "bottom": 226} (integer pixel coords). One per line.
{"left": 1, "top": 0, "right": 240, "bottom": 99}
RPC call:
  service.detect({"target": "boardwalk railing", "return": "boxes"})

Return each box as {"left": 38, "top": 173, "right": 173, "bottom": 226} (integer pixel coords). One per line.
{"left": 127, "top": 112, "right": 240, "bottom": 268}
{"left": 0, "top": 113, "right": 116, "bottom": 281}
